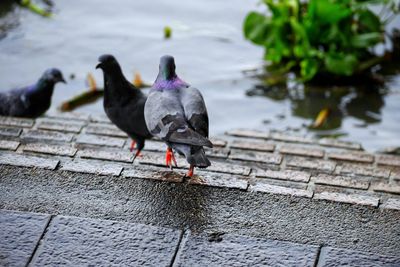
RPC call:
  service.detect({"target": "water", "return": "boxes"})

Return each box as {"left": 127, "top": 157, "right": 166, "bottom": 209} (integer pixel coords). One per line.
{"left": 0, "top": 0, "right": 399, "bottom": 152}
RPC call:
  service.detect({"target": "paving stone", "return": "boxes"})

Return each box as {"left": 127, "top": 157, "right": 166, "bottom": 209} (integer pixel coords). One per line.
{"left": 250, "top": 182, "right": 313, "bottom": 198}
{"left": 313, "top": 174, "right": 370, "bottom": 190}
{"left": 0, "top": 140, "right": 20, "bottom": 151}
{"left": 23, "top": 143, "right": 77, "bottom": 157}
{"left": 209, "top": 137, "right": 227, "bottom": 147}
{"left": 175, "top": 232, "right": 319, "bottom": 267}
{"left": 0, "top": 126, "right": 22, "bottom": 137}
{"left": 76, "top": 134, "right": 126, "bottom": 148}
{"left": 380, "top": 198, "right": 400, "bottom": 211}
{"left": 123, "top": 166, "right": 183, "bottom": 183}
{"left": 225, "top": 129, "right": 269, "bottom": 139}
{"left": 286, "top": 157, "right": 336, "bottom": 173}
{"left": 371, "top": 183, "right": 400, "bottom": 195}
{"left": 45, "top": 112, "right": 90, "bottom": 121}
{"left": 37, "top": 119, "right": 85, "bottom": 133}
{"left": 280, "top": 144, "right": 324, "bottom": 158}
{"left": 89, "top": 114, "right": 112, "bottom": 123}
{"left": 318, "top": 138, "right": 362, "bottom": 150}
{"left": 142, "top": 140, "right": 166, "bottom": 152}
{"left": 0, "top": 210, "right": 51, "bottom": 267}
{"left": 229, "top": 149, "right": 282, "bottom": 164}
{"left": 205, "top": 147, "right": 230, "bottom": 159}
{"left": 77, "top": 148, "right": 133, "bottom": 163}
{"left": 0, "top": 152, "right": 59, "bottom": 170}
{"left": 85, "top": 123, "right": 127, "bottom": 137}
{"left": 390, "top": 170, "right": 400, "bottom": 181}
{"left": 61, "top": 159, "right": 123, "bottom": 176}
{"left": 313, "top": 192, "right": 379, "bottom": 207}
{"left": 338, "top": 163, "right": 391, "bottom": 178}
{"left": 31, "top": 215, "right": 181, "bottom": 266}
{"left": 189, "top": 171, "right": 248, "bottom": 190}
{"left": 256, "top": 169, "right": 311, "bottom": 183}
{"left": 270, "top": 132, "right": 314, "bottom": 144}
{"left": 253, "top": 177, "right": 308, "bottom": 190}
{"left": 137, "top": 151, "right": 187, "bottom": 168}
{"left": 230, "top": 139, "right": 275, "bottom": 152}
{"left": 0, "top": 116, "right": 34, "bottom": 128}
{"left": 207, "top": 161, "right": 252, "bottom": 176}
{"left": 376, "top": 154, "right": 400, "bottom": 167}
{"left": 327, "top": 150, "right": 374, "bottom": 163}
{"left": 317, "top": 246, "right": 400, "bottom": 266}
{"left": 22, "top": 129, "right": 74, "bottom": 142}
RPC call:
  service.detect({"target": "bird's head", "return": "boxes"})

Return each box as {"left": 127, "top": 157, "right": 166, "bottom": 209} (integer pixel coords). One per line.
{"left": 96, "top": 54, "right": 119, "bottom": 71}
{"left": 159, "top": 55, "right": 176, "bottom": 80}
{"left": 43, "top": 68, "right": 66, "bottom": 84}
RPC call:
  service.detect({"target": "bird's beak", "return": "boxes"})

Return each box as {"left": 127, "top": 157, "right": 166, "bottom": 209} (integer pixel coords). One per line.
{"left": 96, "top": 63, "right": 102, "bottom": 69}
{"left": 60, "top": 77, "right": 66, "bottom": 84}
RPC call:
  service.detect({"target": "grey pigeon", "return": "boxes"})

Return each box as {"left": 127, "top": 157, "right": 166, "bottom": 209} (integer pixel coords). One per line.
{"left": 96, "top": 54, "right": 151, "bottom": 159}
{"left": 144, "top": 55, "right": 212, "bottom": 177}
{"left": 0, "top": 68, "right": 65, "bottom": 118}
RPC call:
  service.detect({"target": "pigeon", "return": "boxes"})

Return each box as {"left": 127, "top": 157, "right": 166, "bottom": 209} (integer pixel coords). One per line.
{"left": 96, "top": 54, "right": 151, "bottom": 159}
{"left": 144, "top": 55, "right": 212, "bottom": 177}
{"left": 0, "top": 68, "right": 65, "bottom": 118}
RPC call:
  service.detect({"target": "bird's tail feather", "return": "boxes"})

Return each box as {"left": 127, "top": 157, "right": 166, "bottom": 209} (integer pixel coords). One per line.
{"left": 188, "top": 147, "right": 211, "bottom": 168}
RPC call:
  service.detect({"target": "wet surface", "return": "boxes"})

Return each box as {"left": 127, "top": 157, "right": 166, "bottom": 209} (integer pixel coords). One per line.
{"left": 0, "top": 0, "right": 399, "bottom": 151}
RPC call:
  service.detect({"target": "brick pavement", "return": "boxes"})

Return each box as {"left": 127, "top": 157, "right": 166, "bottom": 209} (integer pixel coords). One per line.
{"left": 0, "top": 114, "right": 399, "bottom": 210}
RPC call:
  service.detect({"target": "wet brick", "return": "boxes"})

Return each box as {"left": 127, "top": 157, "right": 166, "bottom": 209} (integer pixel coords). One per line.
{"left": 23, "top": 143, "right": 77, "bottom": 157}
{"left": 318, "top": 138, "right": 362, "bottom": 150}
{"left": 61, "top": 159, "right": 123, "bottom": 176}
{"left": 31, "top": 216, "right": 181, "bottom": 266}
{"left": 376, "top": 154, "right": 400, "bottom": 167}
{"left": 0, "top": 140, "right": 20, "bottom": 151}
{"left": 209, "top": 137, "right": 228, "bottom": 147}
{"left": 279, "top": 145, "right": 324, "bottom": 158}
{"left": 225, "top": 129, "right": 269, "bottom": 139}
{"left": 189, "top": 171, "right": 248, "bottom": 190}
{"left": 371, "top": 183, "right": 400, "bottom": 195}
{"left": 207, "top": 161, "right": 252, "bottom": 176}
{"left": 270, "top": 132, "right": 314, "bottom": 144}
{"left": 256, "top": 169, "right": 311, "bottom": 183}
{"left": 37, "top": 119, "right": 84, "bottom": 133}
{"left": 338, "top": 163, "right": 391, "bottom": 178}
{"left": 230, "top": 139, "right": 275, "bottom": 152}
{"left": 313, "top": 192, "right": 379, "bottom": 207}
{"left": 380, "top": 198, "right": 400, "bottom": 211}
{"left": 318, "top": 247, "right": 400, "bottom": 266}
{"left": 89, "top": 114, "right": 112, "bottom": 123}
{"left": 85, "top": 123, "right": 127, "bottom": 137}
{"left": 205, "top": 147, "right": 230, "bottom": 159}
{"left": 77, "top": 148, "right": 133, "bottom": 163}
{"left": 123, "top": 165, "right": 183, "bottom": 183}
{"left": 76, "top": 134, "right": 126, "bottom": 148}
{"left": 0, "top": 126, "right": 22, "bottom": 137}
{"left": 0, "top": 152, "right": 59, "bottom": 170}
{"left": 45, "top": 112, "right": 90, "bottom": 121}
{"left": 313, "top": 174, "right": 369, "bottom": 190}
{"left": 286, "top": 157, "right": 336, "bottom": 173}
{"left": 141, "top": 140, "right": 165, "bottom": 152}
{"left": 174, "top": 232, "right": 319, "bottom": 267}
{"left": 250, "top": 182, "right": 313, "bottom": 198}
{"left": 327, "top": 150, "right": 374, "bottom": 163}
{"left": 229, "top": 149, "right": 282, "bottom": 165}
{"left": 22, "top": 129, "right": 74, "bottom": 142}
{"left": 0, "top": 116, "right": 34, "bottom": 128}
{"left": 0, "top": 210, "right": 51, "bottom": 267}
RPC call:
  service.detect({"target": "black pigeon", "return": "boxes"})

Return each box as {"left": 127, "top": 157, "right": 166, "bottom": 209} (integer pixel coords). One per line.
{"left": 96, "top": 54, "right": 151, "bottom": 159}
{"left": 144, "top": 55, "right": 212, "bottom": 177}
{"left": 0, "top": 68, "right": 65, "bottom": 118}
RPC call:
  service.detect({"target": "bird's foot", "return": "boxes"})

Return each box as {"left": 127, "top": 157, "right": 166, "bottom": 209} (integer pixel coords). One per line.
{"left": 165, "top": 147, "right": 178, "bottom": 169}
{"left": 129, "top": 140, "right": 136, "bottom": 152}
{"left": 186, "top": 165, "right": 194, "bottom": 177}
{"left": 133, "top": 149, "right": 142, "bottom": 161}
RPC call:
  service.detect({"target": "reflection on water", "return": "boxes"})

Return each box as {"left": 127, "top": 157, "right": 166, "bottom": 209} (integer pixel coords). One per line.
{"left": 0, "top": 0, "right": 19, "bottom": 40}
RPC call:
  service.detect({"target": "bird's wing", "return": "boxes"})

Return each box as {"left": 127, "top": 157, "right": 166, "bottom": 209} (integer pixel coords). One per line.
{"left": 144, "top": 89, "right": 212, "bottom": 147}
{"left": 180, "top": 86, "right": 209, "bottom": 138}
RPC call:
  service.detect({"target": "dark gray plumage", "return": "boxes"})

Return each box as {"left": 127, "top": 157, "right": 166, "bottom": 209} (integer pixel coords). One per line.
{"left": 0, "top": 68, "right": 65, "bottom": 118}
{"left": 96, "top": 54, "right": 151, "bottom": 158}
{"left": 144, "top": 55, "right": 212, "bottom": 177}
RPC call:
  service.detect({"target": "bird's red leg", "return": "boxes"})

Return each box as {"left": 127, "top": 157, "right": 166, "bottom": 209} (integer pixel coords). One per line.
{"left": 133, "top": 149, "right": 142, "bottom": 161}
{"left": 166, "top": 147, "right": 173, "bottom": 169}
{"left": 130, "top": 140, "right": 136, "bottom": 152}
{"left": 186, "top": 164, "right": 194, "bottom": 177}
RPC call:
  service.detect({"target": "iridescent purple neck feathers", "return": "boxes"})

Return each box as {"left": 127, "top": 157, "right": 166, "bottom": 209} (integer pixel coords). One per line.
{"left": 153, "top": 77, "right": 188, "bottom": 90}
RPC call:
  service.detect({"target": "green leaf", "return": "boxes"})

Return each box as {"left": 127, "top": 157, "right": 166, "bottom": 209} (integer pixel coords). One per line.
{"left": 358, "top": 9, "right": 382, "bottom": 32}
{"left": 351, "top": 32, "right": 383, "bottom": 48}
{"left": 300, "top": 58, "right": 318, "bottom": 80}
{"left": 324, "top": 53, "right": 358, "bottom": 76}
{"left": 315, "top": 0, "right": 352, "bottom": 24}
{"left": 243, "top": 12, "right": 270, "bottom": 45}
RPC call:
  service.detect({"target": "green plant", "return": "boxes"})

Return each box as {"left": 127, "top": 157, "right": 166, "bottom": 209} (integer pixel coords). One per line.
{"left": 244, "top": 0, "right": 399, "bottom": 81}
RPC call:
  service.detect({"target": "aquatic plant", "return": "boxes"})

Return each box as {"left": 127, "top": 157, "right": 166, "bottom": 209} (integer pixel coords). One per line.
{"left": 244, "top": 0, "right": 399, "bottom": 82}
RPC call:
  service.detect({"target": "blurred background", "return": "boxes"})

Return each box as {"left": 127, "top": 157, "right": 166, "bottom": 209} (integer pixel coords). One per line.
{"left": 0, "top": 0, "right": 399, "bottom": 152}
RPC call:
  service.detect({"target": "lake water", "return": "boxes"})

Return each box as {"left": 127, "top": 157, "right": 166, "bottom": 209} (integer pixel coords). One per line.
{"left": 0, "top": 0, "right": 399, "bottom": 152}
